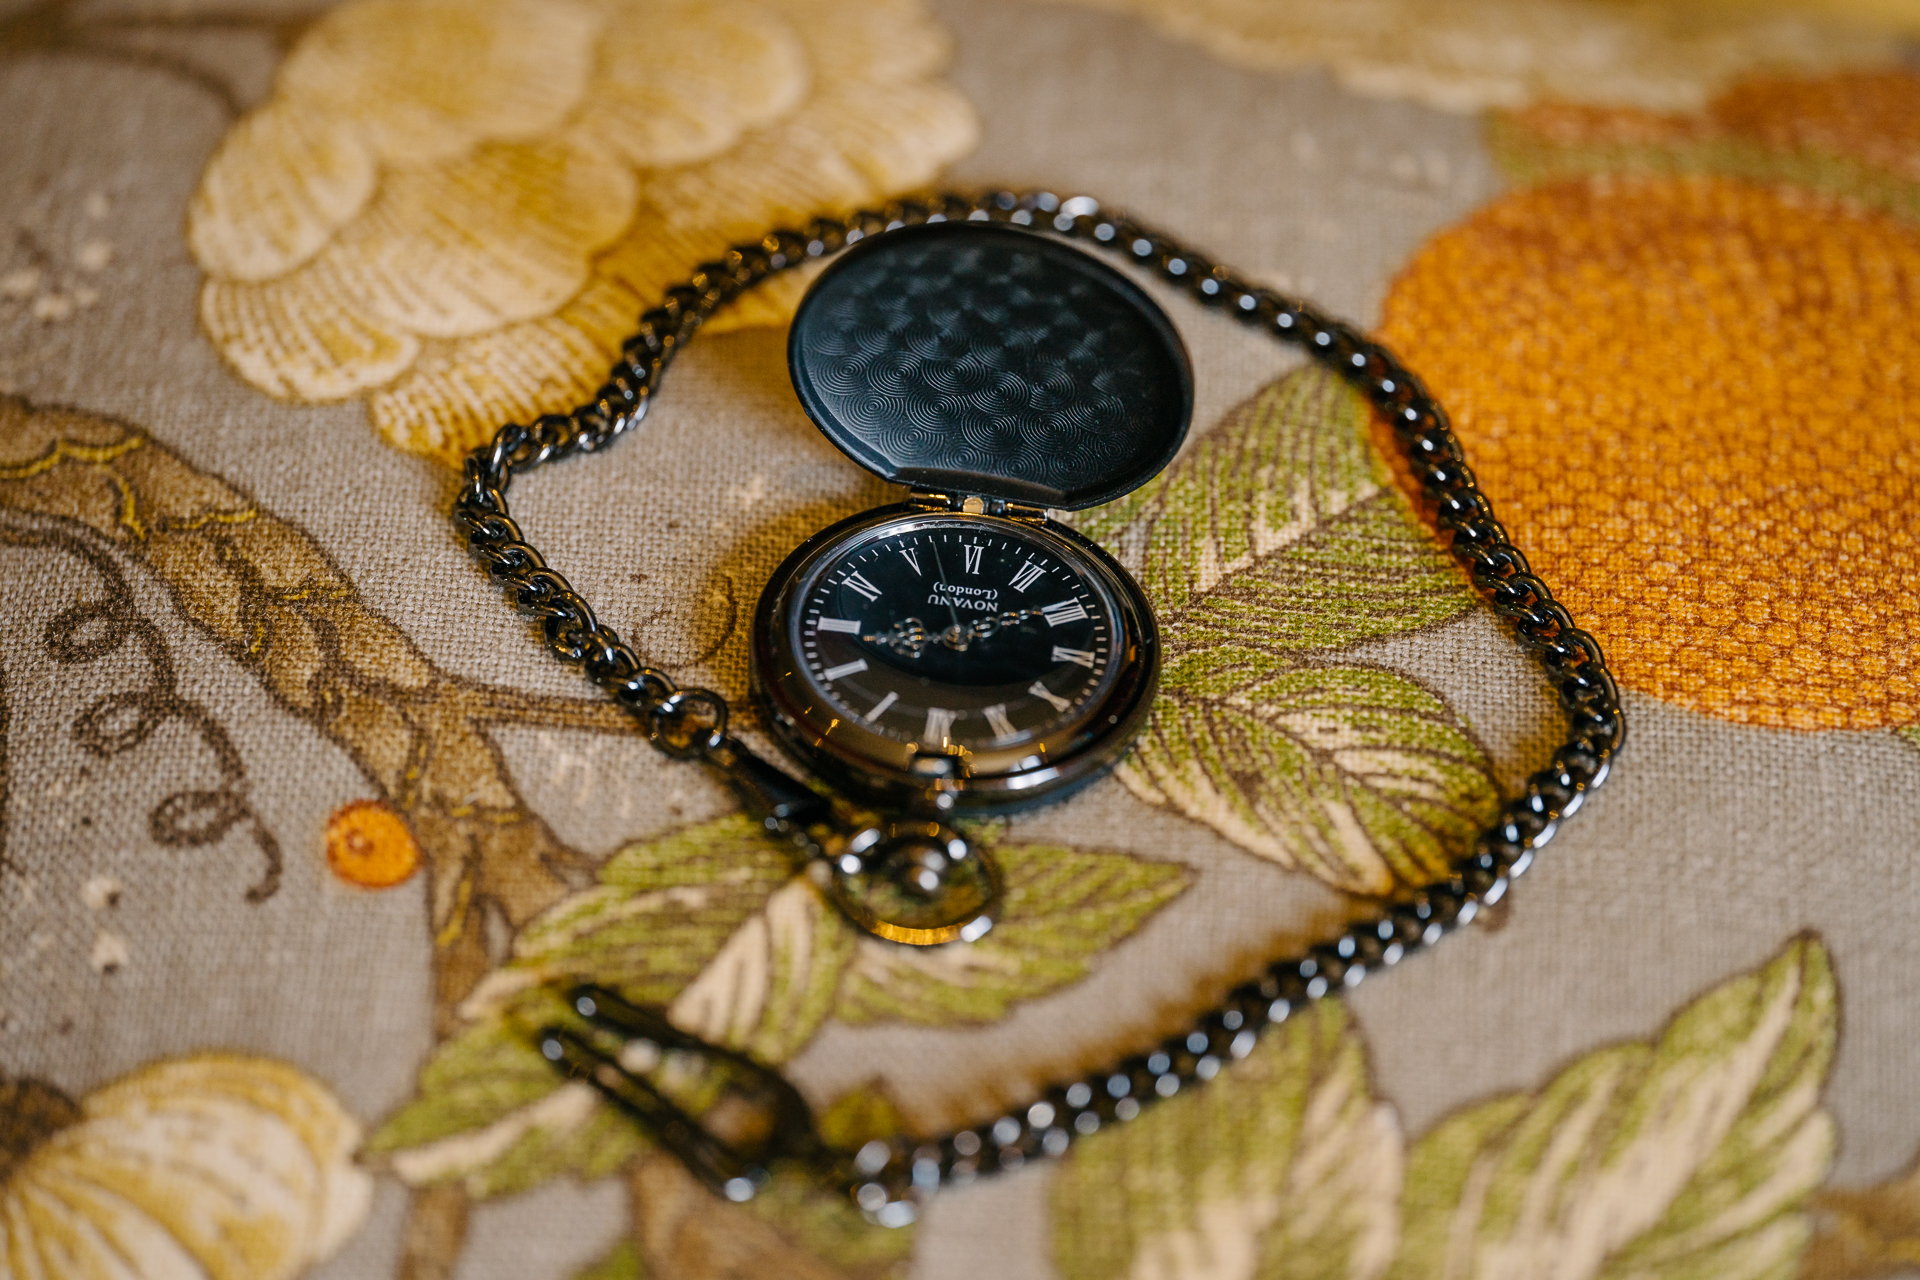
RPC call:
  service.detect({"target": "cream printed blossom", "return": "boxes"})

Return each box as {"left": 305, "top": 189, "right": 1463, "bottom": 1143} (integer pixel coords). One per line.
{"left": 0, "top": 1054, "right": 370, "bottom": 1280}
{"left": 189, "top": 0, "right": 977, "bottom": 465}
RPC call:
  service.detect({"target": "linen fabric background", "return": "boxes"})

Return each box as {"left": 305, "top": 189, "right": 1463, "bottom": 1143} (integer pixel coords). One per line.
{"left": 2, "top": 1, "right": 1919, "bottom": 1278}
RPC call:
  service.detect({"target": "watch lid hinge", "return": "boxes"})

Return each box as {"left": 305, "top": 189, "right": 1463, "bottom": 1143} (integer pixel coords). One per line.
{"left": 906, "top": 487, "right": 1050, "bottom": 523}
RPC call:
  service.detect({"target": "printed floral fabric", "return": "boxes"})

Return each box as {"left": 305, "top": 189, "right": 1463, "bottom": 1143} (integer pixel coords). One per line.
{"left": 1051, "top": 936, "right": 1836, "bottom": 1280}
{"left": 0, "top": 1055, "right": 369, "bottom": 1279}
{"left": 2, "top": 3, "right": 1919, "bottom": 1280}
{"left": 1032, "top": 0, "right": 1912, "bottom": 112}
{"left": 189, "top": 0, "right": 977, "bottom": 465}
{"left": 1076, "top": 365, "right": 1491, "bottom": 895}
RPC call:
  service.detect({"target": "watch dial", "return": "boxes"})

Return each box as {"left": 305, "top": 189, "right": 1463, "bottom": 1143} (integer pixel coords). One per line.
{"left": 794, "top": 520, "right": 1118, "bottom": 751}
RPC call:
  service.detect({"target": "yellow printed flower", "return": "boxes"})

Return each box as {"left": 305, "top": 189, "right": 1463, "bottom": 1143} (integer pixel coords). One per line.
{"left": 189, "top": 0, "right": 977, "bottom": 466}
{"left": 1380, "top": 72, "right": 1920, "bottom": 731}
{"left": 0, "top": 1055, "right": 371, "bottom": 1279}
{"left": 1041, "top": 0, "right": 1908, "bottom": 112}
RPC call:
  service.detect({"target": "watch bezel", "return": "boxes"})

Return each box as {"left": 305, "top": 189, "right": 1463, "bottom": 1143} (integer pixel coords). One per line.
{"left": 750, "top": 505, "right": 1158, "bottom": 813}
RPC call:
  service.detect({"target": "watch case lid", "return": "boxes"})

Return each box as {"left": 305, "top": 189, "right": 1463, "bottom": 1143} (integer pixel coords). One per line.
{"left": 786, "top": 222, "right": 1194, "bottom": 511}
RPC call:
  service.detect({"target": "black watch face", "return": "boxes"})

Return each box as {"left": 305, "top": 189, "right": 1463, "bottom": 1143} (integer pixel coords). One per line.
{"left": 792, "top": 519, "right": 1120, "bottom": 751}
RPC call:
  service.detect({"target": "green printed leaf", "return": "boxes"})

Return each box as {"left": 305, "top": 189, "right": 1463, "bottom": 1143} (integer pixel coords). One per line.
{"left": 1078, "top": 363, "right": 1470, "bottom": 655}
{"left": 740, "top": 1085, "right": 918, "bottom": 1278}
{"left": 490, "top": 815, "right": 800, "bottom": 1009}
{"left": 1074, "top": 364, "right": 1490, "bottom": 888}
{"left": 1050, "top": 1001, "right": 1402, "bottom": 1280}
{"left": 369, "top": 816, "right": 801, "bottom": 1198}
{"left": 364, "top": 1005, "right": 645, "bottom": 1198}
{"left": 372, "top": 817, "right": 1191, "bottom": 1198}
{"left": 1900, "top": 726, "right": 1920, "bottom": 752}
{"left": 816, "top": 1082, "right": 909, "bottom": 1151}
{"left": 628, "top": 1151, "right": 911, "bottom": 1280}
{"left": 575, "top": 1086, "right": 916, "bottom": 1280}
{"left": 1121, "top": 647, "right": 1499, "bottom": 894}
{"left": 735, "top": 1179, "right": 914, "bottom": 1280}
{"left": 1389, "top": 935, "right": 1838, "bottom": 1280}
{"left": 573, "top": 1241, "right": 645, "bottom": 1280}
{"left": 666, "top": 877, "right": 862, "bottom": 1062}
{"left": 368, "top": 993, "right": 570, "bottom": 1153}
{"left": 833, "top": 837, "right": 1193, "bottom": 1025}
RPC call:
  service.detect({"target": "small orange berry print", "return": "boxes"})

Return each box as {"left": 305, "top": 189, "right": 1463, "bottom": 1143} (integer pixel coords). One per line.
{"left": 1380, "top": 174, "right": 1920, "bottom": 731}
{"left": 325, "top": 799, "right": 421, "bottom": 889}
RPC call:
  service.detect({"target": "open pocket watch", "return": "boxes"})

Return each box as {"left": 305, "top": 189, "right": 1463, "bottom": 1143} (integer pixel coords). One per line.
{"left": 751, "top": 221, "right": 1191, "bottom": 819}
{"left": 734, "top": 222, "right": 1192, "bottom": 942}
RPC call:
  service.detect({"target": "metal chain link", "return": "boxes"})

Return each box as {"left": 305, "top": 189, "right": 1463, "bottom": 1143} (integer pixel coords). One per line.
{"left": 450, "top": 189, "right": 1625, "bottom": 1221}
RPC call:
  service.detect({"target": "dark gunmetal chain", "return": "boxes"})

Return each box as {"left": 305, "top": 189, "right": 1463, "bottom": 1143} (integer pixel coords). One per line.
{"left": 450, "top": 188, "right": 1626, "bottom": 1225}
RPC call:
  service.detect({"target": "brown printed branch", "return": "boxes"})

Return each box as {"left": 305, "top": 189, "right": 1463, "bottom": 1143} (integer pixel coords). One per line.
{"left": 1803, "top": 1156, "right": 1920, "bottom": 1280}
{"left": 0, "top": 398, "right": 658, "bottom": 1279}
{"left": 0, "top": 398, "right": 646, "bottom": 1009}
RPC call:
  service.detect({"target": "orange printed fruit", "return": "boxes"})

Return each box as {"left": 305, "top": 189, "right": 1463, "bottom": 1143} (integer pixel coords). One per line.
{"left": 1379, "top": 174, "right": 1920, "bottom": 730}
{"left": 325, "top": 799, "right": 422, "bottom": 889}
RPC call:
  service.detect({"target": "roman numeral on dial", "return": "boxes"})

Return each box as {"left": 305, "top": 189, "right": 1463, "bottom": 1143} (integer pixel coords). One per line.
{"left": 983, "top": 704, "right": 1016, "bottom": 738}
{"left": 1042, "top": 599, "right": 1090, "bottom": 626}
{"left": 1051, "top": 646, "right": 1096, "bottom": 669}
{"left": 816, "top": 617, "right": 861, "bottom": 634}
{"left": 923, "top": 707, "right": 957, "bottom": 745}
{"left": 842, "top": 570, "right": 881, "bottom": 602}
{"left": 898, "top": 547, "right": 921, "bottom": 575}
{"left": 963, "top": 544, "right": 984, "bottom": 574}
{"left": 1009, "top": 561, "right": 1045, "bottom": 593}
{"left": 822, "top": 659, "right": 868, "bottom": 681}
{"left": 1027, "top": 681, "right": 1071, "bottom": 712}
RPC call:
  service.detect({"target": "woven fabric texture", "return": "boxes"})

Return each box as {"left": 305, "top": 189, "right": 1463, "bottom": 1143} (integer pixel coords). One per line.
{"left": 1, "top": 2, "right": 1917, "bottom": 1278}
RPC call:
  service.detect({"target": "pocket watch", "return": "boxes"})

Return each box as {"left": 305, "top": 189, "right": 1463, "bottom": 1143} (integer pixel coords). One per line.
{"left": 750, "top": 221, "right": 1192, "bottom": 817}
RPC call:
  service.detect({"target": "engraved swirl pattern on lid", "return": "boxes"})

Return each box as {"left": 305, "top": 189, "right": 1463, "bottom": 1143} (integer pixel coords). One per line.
{"left": 788, "top": 223, "right": 1192, "bottom": 510}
